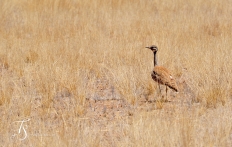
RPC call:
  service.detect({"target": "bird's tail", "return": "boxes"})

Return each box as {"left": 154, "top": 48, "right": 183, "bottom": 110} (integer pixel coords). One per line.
{"left": 167, "top": 79, "right": 178, "bottom": 92}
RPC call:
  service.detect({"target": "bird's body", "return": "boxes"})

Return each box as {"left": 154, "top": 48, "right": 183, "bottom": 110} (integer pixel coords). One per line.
{"left": 152, "top": 66, "right": 178, "bottom": 92}
{"left": 145, "top": 45, "right": 178, "bottom": 100}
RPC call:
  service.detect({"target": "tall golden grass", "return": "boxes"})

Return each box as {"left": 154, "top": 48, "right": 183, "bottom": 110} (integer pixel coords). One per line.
{"left": 0, "top": 0, "right": 232, "bottom": 146}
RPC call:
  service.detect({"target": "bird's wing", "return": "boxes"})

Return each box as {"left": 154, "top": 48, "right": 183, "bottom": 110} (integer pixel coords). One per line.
{"left": 153, "top": 66, "right": 178, "bottom": 92}
{"left": 153, "top": 66, "right": 171, "bottom": 82}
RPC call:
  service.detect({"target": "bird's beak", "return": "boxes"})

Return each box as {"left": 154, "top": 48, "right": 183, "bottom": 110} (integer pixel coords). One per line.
{"left": 145, "top": 47, "right": 150, "bottom": 49}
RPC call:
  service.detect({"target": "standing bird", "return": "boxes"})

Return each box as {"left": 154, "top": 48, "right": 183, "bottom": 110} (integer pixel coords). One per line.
{"left": 145, "top": 45, "right": 178, "bottom": 101}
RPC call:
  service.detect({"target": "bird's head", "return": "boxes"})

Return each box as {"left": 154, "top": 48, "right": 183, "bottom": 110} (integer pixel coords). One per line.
{"left": 145, "top": 45, "right": 158, "bottom": 52}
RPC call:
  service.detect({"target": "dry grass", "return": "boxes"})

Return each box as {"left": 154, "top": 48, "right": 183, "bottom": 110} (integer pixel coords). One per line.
{"left": 0, "top": 0, "right": 232, "bottom": 146}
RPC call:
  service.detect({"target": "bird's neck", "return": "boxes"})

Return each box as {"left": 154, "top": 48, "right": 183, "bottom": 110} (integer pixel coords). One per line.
{"left": 153, "top": 51, "right": 158, "bottom": 66}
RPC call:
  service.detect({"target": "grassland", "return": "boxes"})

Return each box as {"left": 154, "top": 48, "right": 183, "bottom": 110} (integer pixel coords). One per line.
{"left": 0, "top": 0, "right": 232, "bottom": 146}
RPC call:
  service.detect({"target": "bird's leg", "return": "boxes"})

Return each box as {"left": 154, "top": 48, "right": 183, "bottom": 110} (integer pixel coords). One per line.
{"left": 158, "top": 83, "right": 161, "bottom": 94}
{"left": 158, "top": 83, "right": 162, "bottom": 97}
{"left": 165, "top": 86, "right": 168, "bottom": 102}
{"left": 158, "top": 83, "right": 164, "bottom": 101}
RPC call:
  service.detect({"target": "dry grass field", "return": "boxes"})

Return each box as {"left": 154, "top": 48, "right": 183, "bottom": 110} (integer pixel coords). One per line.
{"left": 0, "top": 0, "right": 232, "bottom": 146}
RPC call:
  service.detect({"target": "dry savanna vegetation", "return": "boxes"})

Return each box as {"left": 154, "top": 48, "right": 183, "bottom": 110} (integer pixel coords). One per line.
{"left": 0, "top": 0, "right": 232, "bottom": 146}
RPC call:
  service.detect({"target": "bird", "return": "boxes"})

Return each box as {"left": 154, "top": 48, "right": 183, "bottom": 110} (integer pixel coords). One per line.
{"left": 145, "top": 45, "right": 178, "bottom": 101}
